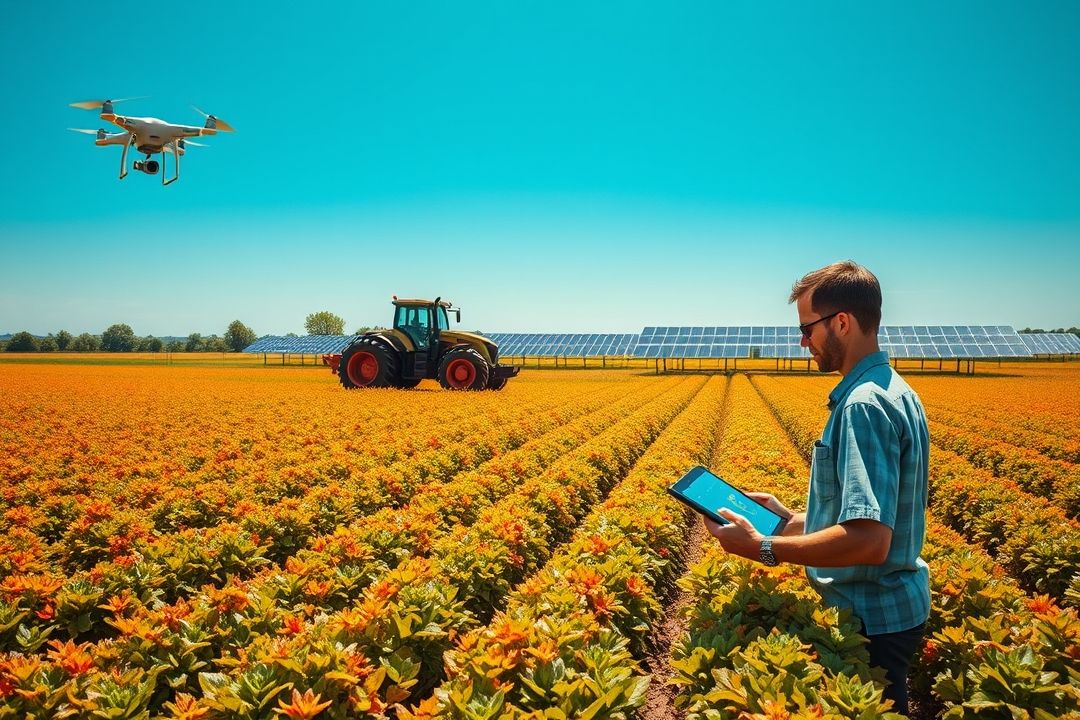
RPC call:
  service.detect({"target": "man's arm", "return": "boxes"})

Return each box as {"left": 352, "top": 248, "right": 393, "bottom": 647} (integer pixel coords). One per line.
{"left": 772, "top": 518, "right": 890, "bottom": 566}
{"left": 706, "top": 512, "right": 891, "bottom": 567}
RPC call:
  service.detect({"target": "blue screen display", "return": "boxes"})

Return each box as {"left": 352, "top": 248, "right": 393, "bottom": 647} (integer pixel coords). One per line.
{"left": 681, "top": 469, "right": 782, "bottom": 535}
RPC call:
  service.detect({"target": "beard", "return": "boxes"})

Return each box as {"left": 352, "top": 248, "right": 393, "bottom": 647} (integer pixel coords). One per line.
{"left": 812, "top": 327, "right": 844, "bottom": 373}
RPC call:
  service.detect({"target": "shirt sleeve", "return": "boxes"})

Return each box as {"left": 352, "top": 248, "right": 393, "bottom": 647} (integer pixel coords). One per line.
{"left": 835, "top": 400, "right": 901, "bottom": 528}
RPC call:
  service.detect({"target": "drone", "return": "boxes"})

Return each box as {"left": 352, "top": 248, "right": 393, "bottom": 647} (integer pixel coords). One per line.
{"left": 68, "top": 98, "right": 235, "bottom": 186}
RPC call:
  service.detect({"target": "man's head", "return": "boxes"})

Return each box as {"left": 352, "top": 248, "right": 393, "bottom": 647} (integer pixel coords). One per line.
{"left": 789, "top": 261, "right": 881, "bottom": 373}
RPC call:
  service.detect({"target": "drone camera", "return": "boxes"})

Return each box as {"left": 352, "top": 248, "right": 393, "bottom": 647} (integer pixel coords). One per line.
{"left": 133, "top": 159, "right": 160, "bottom": 175}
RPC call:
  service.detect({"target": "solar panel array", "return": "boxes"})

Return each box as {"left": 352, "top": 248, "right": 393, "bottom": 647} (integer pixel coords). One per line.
{"left": 242, "top": 327, "right": 1078, "bottom": 359}
{"left": 632, "top": 325, "right": 1041, "bottom": 360}
{"left": 244, "top": 335, "right": 354, "bottom": 354}
{"left": 633, "top": 327, "right": 810, "bottom": 359}
{"left": 1019, "top": 332, "right": 1080, "bottom": 355}
{"left": 488, "top": 333, "right": 639, "bottom": 357}
{"left": 876, "top": 326, "right": 1029, "bottom": 359}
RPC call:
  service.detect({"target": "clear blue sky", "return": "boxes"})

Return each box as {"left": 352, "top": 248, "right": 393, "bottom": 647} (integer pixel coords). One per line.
{"left": 2, "top": 1, "right": 1078, "bottom": 336}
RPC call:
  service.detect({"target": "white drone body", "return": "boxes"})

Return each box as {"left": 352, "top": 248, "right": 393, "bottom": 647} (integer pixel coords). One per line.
{"left": 68, "top": 98, "right": 235, "bottom": 186}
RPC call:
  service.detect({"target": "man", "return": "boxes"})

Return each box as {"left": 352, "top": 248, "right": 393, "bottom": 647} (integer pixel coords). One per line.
{"left": 705, "top": 260, "right": 930, "bottom": 715}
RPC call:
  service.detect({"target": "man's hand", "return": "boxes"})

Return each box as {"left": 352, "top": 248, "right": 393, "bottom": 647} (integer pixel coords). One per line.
{"left": 744, "top": 492, "right": 793, "bottom": 520}
{"left": 703, "top": 508, "right": 764, "bottom": 561}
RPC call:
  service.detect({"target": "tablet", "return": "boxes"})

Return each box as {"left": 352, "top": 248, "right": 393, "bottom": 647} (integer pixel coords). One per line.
{"left": 667, "top": 465, "right": 787, "bottom": 536}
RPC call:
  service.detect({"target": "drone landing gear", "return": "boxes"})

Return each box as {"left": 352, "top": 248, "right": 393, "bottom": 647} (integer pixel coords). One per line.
{"left": 161, "top": 143, "right": 180, "bottom": 186}
{"left": 118, "top": 133, "right": 133, "bottom": 180}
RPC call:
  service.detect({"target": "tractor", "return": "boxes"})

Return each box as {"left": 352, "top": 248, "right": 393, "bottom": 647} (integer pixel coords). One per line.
{"left": 322, "top": 297, "right": 519, "bottom": 390}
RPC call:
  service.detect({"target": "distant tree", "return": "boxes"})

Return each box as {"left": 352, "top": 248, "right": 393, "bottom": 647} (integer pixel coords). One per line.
{"left": 139, "top": 336, "right": 164, "bottom": 352}
{"left": 165, "top": 340, "right": 184, "bottom": 352}
{"left": 205, "top": 336, "right": 229, "bottom": 353}
{"left": 185, "top": 333, "right": 204, "bottom": 352}
{"left": 101, "top": 324, "right": 137, "bottom": 352}
{"left": 225, "top": 320, "right": 257, "bottom": 352}
{"left": 6, "top": 331, "right": 38, "bottom": 352}
{"left": 39, "top": 336, "right": 58, "bottom": 352}
{"left": 285, "top": 332, "right": 299, "bottom": 338}
{"left": 353, "top": 326, "right": 387, "bottom": 334}
{"left": 55, "top": 330, "right": 72, "bottom": 351}
{"left": 305, "top": 311, "right": 345, "bottom": 336}
{"left": 70, "top": 333, "right": 100, "bottom": 352}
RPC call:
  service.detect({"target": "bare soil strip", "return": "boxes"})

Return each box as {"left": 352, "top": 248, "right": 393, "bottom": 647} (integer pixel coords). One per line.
{"left": 641, "top": 513, "right": 709, "bottom": 720}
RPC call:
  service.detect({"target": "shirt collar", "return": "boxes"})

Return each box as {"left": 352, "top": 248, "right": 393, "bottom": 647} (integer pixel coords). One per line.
{"left": 827, "top": 351, "right": 890, "bottom": 409}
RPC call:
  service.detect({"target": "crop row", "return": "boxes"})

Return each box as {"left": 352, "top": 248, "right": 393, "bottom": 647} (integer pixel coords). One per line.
{"left": 0, "top": 376, "right": 706, "bottom": 718}
{"left": 402, "top": 375, "right": 730, "bottom": 718}
{"left": 910, "top": 372, "right": 1080, "bottom": 443}
{"left": 923, "top": 402, "right": 1080, "bottom": 464}
{"left": 743, "top": 375, "right": 1080, "bottom": 717}
{"left": 926, "top": 421, "right": 1080, "bottom": 519}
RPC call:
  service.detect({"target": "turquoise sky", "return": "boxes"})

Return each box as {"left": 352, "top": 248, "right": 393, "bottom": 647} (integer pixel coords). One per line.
{"left": 2, "top": 1, "right": 1078, "bottom": 336}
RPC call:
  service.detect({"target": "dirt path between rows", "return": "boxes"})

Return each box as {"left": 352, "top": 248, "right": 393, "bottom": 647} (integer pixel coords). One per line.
{"left": 641, "top": 513, "right": 710, "bottom": 720}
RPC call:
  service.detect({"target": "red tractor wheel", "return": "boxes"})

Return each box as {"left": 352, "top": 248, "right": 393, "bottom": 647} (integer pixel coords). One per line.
{"left": 346, "top": 352, "right": 379, "bottom": 386}
{"left": 438, "top": 347, "right": 490, "bottom": 390}
{"left": 339, "top": 338, "right": 400, "bottom": 389}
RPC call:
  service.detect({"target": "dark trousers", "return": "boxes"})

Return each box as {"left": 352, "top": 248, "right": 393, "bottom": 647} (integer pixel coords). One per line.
{"left": 859, "top": 621, "right": 925, "bottom": 716}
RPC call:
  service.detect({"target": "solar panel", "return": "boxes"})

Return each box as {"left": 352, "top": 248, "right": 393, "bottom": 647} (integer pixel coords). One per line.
{"left": 630, "top": 327, "right": 810, "bottom": 359}
{"left": 489, "top": 333, "right": 639, "bottom": 357}
{"left": 243, "top": 335, "right": 355, "bottom": 354}
{"left": 1019, "top": 333, "right": 1080, "bottom": 354}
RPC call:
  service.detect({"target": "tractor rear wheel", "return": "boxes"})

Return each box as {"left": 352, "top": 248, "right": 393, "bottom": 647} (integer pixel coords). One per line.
{"left": 487, "top": 377, "right": 508, "bottom": 391}
{"left": 438, "top": 347, "right": 490, "bottom": 390}
{"left": 339, "top": 338, "right": 400, "bottom": 389}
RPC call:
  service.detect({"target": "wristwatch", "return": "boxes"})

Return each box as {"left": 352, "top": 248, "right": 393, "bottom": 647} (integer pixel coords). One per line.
{"left": 759, "top": 537, "right": 779, "bottom": 566}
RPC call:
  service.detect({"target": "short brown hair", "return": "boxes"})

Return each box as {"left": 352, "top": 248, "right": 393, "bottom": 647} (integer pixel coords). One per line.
{"left": 789, "top": 261, "right": 882, "bottom": 334}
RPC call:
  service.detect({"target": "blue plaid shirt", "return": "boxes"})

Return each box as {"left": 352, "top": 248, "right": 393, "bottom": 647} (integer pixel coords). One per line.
{"left": 804, "top": 351, "right": 931, "bottom": 635}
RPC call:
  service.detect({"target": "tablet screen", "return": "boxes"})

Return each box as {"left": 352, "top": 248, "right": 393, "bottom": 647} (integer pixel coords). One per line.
{"left": 677, "top": 467, "right": 784, "bottom": 535}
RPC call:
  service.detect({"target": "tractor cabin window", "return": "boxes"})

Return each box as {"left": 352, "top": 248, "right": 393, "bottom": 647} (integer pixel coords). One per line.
{"left": 396, "top": 306, "right": 432, "bottom": 349}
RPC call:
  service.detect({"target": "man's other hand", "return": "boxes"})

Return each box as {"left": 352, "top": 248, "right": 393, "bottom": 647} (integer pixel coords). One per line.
{"left": 704, "top": 508, "right": 764, "bottom": 561}
{"left": 745, "top": 492, "right": 793, "bottom": 520}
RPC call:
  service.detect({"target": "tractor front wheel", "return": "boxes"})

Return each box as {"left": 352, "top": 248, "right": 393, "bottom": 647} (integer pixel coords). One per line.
{"left": 438, "top": 347, "right": 490, "bottom": 390}
{"left": 487, "top": 377, "right": 508, "bottom": 391}
{"left": 339, "top": 338, "right": 400, "bottom": 389}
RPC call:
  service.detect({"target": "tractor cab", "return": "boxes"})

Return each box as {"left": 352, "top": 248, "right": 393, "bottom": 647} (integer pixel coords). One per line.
{"left": 393, "top": 298, "right": 456, "bottom": 352}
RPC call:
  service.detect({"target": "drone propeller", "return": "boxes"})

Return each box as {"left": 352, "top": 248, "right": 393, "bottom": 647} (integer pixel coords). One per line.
{"left": 69, "top": 96, "right": 148, "bottom": 110}
{"left": 192, "top": 105, "right": 235, "bottom": 132}
{"left": 68, "top": 127, "right": 111, "bottom": 142}
{"left": 182, "top": 139, "right": 209, "bottom": 147}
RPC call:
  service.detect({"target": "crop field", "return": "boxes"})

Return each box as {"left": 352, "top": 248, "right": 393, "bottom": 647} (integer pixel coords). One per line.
{"left": 0, "top": 361, "right": 1078, "bottom": 719}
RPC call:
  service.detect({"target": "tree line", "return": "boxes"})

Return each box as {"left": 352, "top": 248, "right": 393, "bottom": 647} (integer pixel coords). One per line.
{"left": 2, "top": 311, "right": 363, "bottom": 353}
{"left": 1019, "top": 327, "right": 1080, "bottom": 335}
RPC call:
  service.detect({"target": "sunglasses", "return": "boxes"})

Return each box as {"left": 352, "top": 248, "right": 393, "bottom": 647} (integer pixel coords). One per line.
{"left": 798, "top": 311, "right": 842, "bottom": 339}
